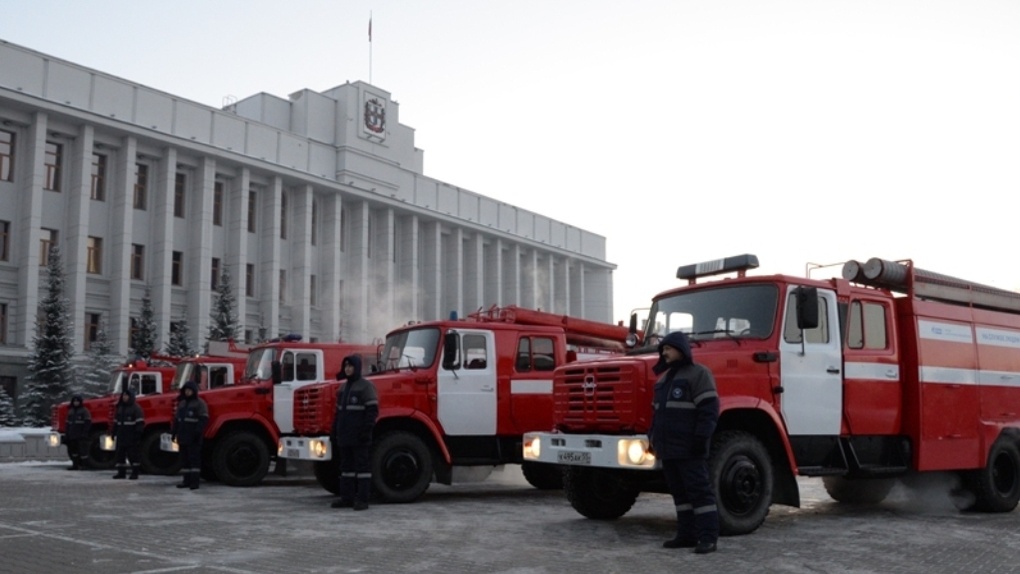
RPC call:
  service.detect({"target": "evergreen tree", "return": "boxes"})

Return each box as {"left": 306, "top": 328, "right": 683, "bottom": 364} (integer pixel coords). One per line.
{"left": 22, "top": 245, "right": 75, "bottom": 427}
{"left": 0, "top": 388, "right": 19, "bottom": 427}
{"left": 164, "top": 318, "right": 198, "bottom": 357}
{"left": 206, "top": 265, "right": 239, "bottom": 350}
{"left": 131, "top": 286, "right": 158, "bottom": 359}
{"left": 73, "top": 317, "right": 122, "bottom": 398}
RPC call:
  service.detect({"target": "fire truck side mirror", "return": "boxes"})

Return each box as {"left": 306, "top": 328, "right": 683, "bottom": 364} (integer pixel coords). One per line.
{"left": 271, "top": 361, "right": 283, "bottom": 385}
{"left": 795, "top": 286, "right": 820, "bottom": 330}
{"left": 442, "top": 332, "right": 461, "bottom": 370}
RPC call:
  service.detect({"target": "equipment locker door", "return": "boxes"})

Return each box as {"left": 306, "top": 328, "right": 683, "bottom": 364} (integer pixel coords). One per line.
{"left": 778, "top": 286, "right": 843, "bottom": 436}
{"left": 437, "top": 330, "right": 497, "bottom": 435}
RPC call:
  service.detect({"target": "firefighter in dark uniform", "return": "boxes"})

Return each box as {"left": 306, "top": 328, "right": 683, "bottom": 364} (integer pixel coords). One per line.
{"left": 112, "top": 388, "right": 145, "bottom": 480}
{"left": 648, "top": 331, "right": 720, "bottom": 554}
{"left": 172, "top": 379, "right": 209, "bottom": 490}
{"left": 65, "top": 394, "right": 92, "bottom": 470}
{"left": 330, "top": 355, "right": 379, "bottom": 511}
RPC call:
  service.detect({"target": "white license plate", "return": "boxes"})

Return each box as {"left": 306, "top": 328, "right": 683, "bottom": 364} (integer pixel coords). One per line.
{"left": 557, "top": 450, "right": 591, "bottom": 464}
{"left": 287, "top": 448, "right": 300, "bottom": 459}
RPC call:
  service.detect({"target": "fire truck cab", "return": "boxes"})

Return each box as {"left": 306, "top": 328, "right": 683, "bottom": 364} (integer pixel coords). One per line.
{"left": 279, "top": 306, "right": 630, "bottom": 503}
{"left": 523, "top": 254, "right": 1020, "bottom": 535}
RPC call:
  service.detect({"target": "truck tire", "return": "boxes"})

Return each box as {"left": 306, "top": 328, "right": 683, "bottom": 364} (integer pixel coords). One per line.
{"left": 822, "top": 476, "right": 895, "bottom": 505}
{"left": 521, "top": 462, "right": 564, "bottom": 490}
{"left": 562, "top": 467, "right": 639, "bottom": 519}
{"left": 85, "top": 429, "right": 116, "bottom": 470}
{"left": 140, "top": 431, "right": 181, "bottom": 475}
{"left": 968, "top": 437, "right": 1020, "bottom": 512}
{"left": 710, "top": 430, "right": 773, "bottom": 536}
{"left": 212, "top": 431, "right": 271, "bottom": 487}
{"left": 313, "top": 458, "right": 341, "bottom": 495}
{"left": 372, "top": 431, "right": 433, "bottom": 503}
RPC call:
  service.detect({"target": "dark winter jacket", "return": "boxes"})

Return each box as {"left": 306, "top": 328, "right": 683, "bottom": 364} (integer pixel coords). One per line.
{"left": 172, "top": 380, "right": 209, "bottom": 445}
{"left": 648, "top": 331, "right": 719, "bottom": 460}
{"left": 65, "top": 395, "right": 92, "bottom": 441}
{"left": 331, "top": 355, "right": 379, "bottom": 447}
{"left": 113, "top": 389, "right": 145, "bottom": 447}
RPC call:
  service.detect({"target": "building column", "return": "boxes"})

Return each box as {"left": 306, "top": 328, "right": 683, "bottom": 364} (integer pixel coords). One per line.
{"left": 502, "top": 242, "right": 520, "bottom": 309}
{"left": 367, "top": 207, "right": 395, "bottom": 337}
{"left": 394, "top": 213, "right": 419, "bottom": 324}
{"left": 187, "top": 157, "right": 214, "bottom": 346}
{"left": 109, "top": 136, "right": 137, "bottom": 356}
{"left": 464, "top": 232, "right": 484, "bottom": 313}
{"left": 554, "top": 256, "right": 569, "bottom": 315}
{"left": 228, "top": 168, "right": 250, "bottom": 340}
{"left": 260, "top": 176, "right": 282, "bottom": 339}
{"left": 13, "top": 112, "right": 47, "bottom": 348}
{"left": 65, "top": 124, "right": 95, "bottom": 354}
{"left": 570, "top": 260, "right": 585, "bottom": 320}
{"left": 440, "top": 227, "right": 463, "bottom": 319}
{"left": 292, "top": 184, "right": 313, "bottom": 338}
{"left": 420, "top": 220, "right": 441, "bottom": 321}
{"left": 521, "top": 247, "right": 538, "bottom": 310}
{"left": 151, "top": 146, "right": 177, "bottom": 350}
{"left": 348, "top": 201, "right": 370, "bottom": 342}
{"left": 483, "top": 237, "right": 502, "bottom": 309}
{"left": 321, "top": 192, "right": 342, "bottom": 342}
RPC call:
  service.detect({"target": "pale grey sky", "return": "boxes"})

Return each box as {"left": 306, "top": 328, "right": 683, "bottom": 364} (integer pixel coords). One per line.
{"left": 4, "top": 0, "right": 1019, "bottom": 321}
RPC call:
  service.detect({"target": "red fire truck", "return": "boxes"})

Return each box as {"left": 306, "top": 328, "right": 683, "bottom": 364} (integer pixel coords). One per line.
{"left": 154, "top": 337, "right": 380, "bottom": 486}
{"left": 523, "top": 254, "right": 1020, "bottom": 535}
{"left": 278, "top": 305, "right": 632, "bottom": 502}
{"left": 49, "top": 357, "right": 179, "bottom": 469}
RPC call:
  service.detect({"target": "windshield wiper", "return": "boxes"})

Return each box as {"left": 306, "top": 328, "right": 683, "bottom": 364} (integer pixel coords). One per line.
{"left": 689, "top": 330, "right": 742, "bottom": 344}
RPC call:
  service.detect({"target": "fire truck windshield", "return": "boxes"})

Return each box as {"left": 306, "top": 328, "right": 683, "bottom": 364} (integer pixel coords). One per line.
{"left": 172, "top": 363, "right": 196, "bottom": 392}
{"left": 106, "top": 371, "right": 124, "bottom": 395}
{"left": 244, "top": 348, "right": 275, "bottom": 382}
{"left": 645, "top": 284, "right": 779, "bottom": 343}
{"left": 381, "top": 327, "right": 440, "bottom": 371}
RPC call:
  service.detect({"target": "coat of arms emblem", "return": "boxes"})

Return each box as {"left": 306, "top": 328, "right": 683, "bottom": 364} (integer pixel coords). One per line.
{"left": 364, "top": 97, "right": 386, "bottom": 134}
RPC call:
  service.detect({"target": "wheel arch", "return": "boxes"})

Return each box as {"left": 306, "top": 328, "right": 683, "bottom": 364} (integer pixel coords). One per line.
{"left": 376, "top": 409, "right": 451, "bottom": 485}
{"left": 717, "top": 405, "right": 800, "bottom": 508}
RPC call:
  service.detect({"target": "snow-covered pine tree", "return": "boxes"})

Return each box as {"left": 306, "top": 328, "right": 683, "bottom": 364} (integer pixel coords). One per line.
{"left": 164, "top": 318, "right": 198, "bottom": 358}
{"left": 206, "top": 265, "right": 239, "bottom": 351}
{"left": 22, "top": 245, "right": 75, "bottom": 427}
{"left": 73, "top": 316, "right": 122, "bottom": 398}
{"left": 0, "top": 388, "right": 19, "bottom": 427}
{"left": 130, "top": 286, "right": 158, "bottom": 359}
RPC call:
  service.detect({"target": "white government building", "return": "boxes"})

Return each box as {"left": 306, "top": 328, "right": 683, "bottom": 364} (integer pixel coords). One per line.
{"left": 0, "top": 39, "right": 615, "bottom": 396}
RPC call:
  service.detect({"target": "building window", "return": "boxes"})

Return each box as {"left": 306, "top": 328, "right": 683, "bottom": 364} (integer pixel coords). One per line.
{"left": 134, "top": 163, "right": 148, "bottom": 210}
{"left": 246, "top": 264, "right": 255, "bottom": 297}
{"left": 311, "top": 199, "right": 318, "bottom": 246}
{"left": 131, "top": 244, "right": 144, "bottom": 280}
{"left": 279, "top": 270, "right": 286, "bottom": 303}
{"left": 211, "top": 258, "right": 221, "bottom": 290}
{"left": 86, "top": 236, "right": 102, "bottom": 274}
{"left": 0, "top": 303, "right": 7, "bottom": 345}
{"left": 247, "top": 190, "right": 257, "bottom": 233}
{"left": 0, "top": 220, "right": 9, "bottom": 262}
{"left": 44, "top": 141, "right": 62, "bottom": 191}
{"left": 174, "top": 172, "right": 186, "bottom": 217}
{"left": 85, "top": 312, "right": 101, "bottom": 350}
{"left": 213, "top": 181, "right": 224, "bottom": 226}
{"left": 0, "top": 130, "right": 13, "bottom": 182}
{"left": 90, "top": 153, "right": 107, "bottom": 201}
{"left": 40, "top": 228, "right": 57, "bottom": 266}
{"left": 310, "top": 274, "right": 317, "bottom": 306}
{"left": 171, "top": 251, "right": 183, "bottom": 285}
{"left": 280, "top": 193, "right": 288, "bottom": 239}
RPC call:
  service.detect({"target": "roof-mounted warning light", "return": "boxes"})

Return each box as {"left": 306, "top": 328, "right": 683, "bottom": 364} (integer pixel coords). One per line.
{"left": 676, "top": 254, "right": 760, "bottom": 285}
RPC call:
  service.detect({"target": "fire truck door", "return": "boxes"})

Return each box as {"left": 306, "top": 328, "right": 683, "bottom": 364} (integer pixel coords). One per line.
{"left": 437, "top": 330, "right": 497, "bottom": 435}
{"left": 778, "top": 286, "right": 843, "bottom": 436}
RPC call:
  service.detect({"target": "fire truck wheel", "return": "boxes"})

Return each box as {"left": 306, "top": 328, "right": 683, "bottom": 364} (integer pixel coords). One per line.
{"left": 968, "top": 437, "right": 1020, "bottom": 513}
{"left": 211, "top": 431, "right": 271, "bottom": 487}
{"left": 710, "top": 430, "right": 773, "bottom": 536}
{"left": 562, "top": 467, "right": 639, "bottom": 519}
{"left": 85, "top": 429, "right": 116, "bottom": 470}
{"left": 521, "top": 462, "right": 564, "bottom": 490}
{"left": 821, "top": 476, "right": 895, "bottom": 505}
{"left": 313, "top": 459, "right": 342, "bottom": 495}
{"left": 140, "top": 431, "right": 182, "bottom": 475}
{"left": 372, "top": 431, "right": 433, "bottom": 503}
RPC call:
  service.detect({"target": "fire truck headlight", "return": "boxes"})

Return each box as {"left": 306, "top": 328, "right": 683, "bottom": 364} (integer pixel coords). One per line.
{"left": 46, "top": 432, "right": 61, "bottom": 448}
{"left": 618, "top": 438, "right": 655, "bottom": 467}
{"left": 277, "top": 441, "right": 285, "bottom": 456}
{"left": 522, "top": 435, "right": 541, "bottom": 460}
{"left": 100, "top": 434, "right": 116, "bottom": 452}
{"left": 311, "top": 439, "right": 329, "bottom": 459}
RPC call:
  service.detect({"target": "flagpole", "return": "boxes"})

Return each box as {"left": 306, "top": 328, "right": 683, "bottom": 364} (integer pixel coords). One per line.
{"left": 369, "top": 12, "right": 373, "bottom": 85}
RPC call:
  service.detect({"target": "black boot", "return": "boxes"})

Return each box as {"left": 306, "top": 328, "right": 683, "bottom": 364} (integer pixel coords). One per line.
{"left": 693, "top": 540, "right": 717, "bottom": 555}
{"left": 113, "top": 472, "right": 126, "bottom": 479}
{"left": 129, "top": 465, "right": 139, "bottom": 480}
{"left": 189, "top": 472, "right": 200, "bottom": 490}
{"left": 662, "top": 535, "right": 696, "bottom": 549}
{"left": 330, "top": 499, "right": 353, "bottom": 508}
